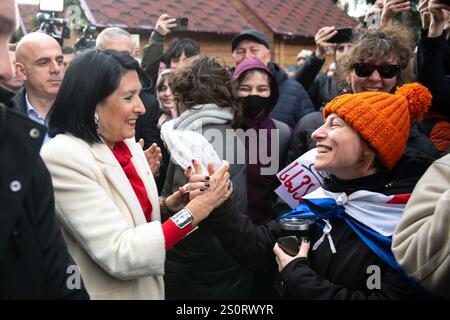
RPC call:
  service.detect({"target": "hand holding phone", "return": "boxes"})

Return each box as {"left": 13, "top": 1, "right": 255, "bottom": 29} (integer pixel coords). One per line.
{"left": 155, "top": 14, "right": 177, "bottom": 36}
{"left": 328, "top": 27, "right": 354, "bottom": 44}
{"left": 315, "top": 26, "right": 342, "bottom": 59}
{"left": 171, "top": 16, "right": 189, "bottom": 32}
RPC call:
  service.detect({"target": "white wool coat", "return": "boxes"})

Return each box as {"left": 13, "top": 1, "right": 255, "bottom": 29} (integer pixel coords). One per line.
{"left": 41, "top": 134, "right": 165, "bottom": 300}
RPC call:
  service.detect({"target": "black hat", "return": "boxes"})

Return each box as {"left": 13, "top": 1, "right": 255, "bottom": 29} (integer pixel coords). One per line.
{"left": 231, "top": 29, "right": 269, "bottom": 52}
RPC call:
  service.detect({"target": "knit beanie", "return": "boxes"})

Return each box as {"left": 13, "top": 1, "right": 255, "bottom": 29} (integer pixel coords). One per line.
{"left": 232, "top": 58, "right": 279, "bottom": 108}
{"left": 323, "top": 83, "right": 432, "bottom": 170}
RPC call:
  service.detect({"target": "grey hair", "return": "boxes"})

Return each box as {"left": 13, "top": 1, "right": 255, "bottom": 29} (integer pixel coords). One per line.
{"left": 96, "top": 27, "right": 131, "bottom": 48}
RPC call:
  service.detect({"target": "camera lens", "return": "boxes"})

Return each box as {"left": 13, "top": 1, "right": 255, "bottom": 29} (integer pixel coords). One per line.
{"left": 278, "top": 217, "right": 315, "bottom": 241}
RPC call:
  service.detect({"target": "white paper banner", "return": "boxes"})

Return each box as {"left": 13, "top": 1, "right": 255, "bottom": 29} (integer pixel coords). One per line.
{"left": 275, "top": 148, "right": 326, "bottom": 208}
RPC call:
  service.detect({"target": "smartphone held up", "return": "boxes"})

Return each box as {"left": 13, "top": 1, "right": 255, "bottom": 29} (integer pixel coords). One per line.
{"left": 328, "top": 27, "right": 354, "bottom": 44}
{"left": 170, "top": 16, "right": 189, "bottom": 31}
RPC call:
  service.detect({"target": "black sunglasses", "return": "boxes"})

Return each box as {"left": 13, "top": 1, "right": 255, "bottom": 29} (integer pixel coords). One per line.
{"left": 353, "top": 63, "right": 400, "bottom": 79}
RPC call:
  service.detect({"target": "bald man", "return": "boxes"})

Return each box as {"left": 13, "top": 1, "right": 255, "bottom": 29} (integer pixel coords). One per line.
{"left": 14, "top": 32, "right": 64, "bottom": 144}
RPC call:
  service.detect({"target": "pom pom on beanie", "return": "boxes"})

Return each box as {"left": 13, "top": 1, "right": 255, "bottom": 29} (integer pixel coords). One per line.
{"left": 395, "top": 82, "right": 432, "bottom": 121}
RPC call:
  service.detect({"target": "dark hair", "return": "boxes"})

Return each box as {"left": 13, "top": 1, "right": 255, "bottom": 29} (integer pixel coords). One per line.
{"left": 48, "top": 49, "right": 139, "bottom": 143}
{"left": 338, "top": 25, "right": 415, "bottom": 90}
{"left": 361, "top": 136, "right": 387, "bottom": 173}
{"left": 61, "top": 45, "right": 76, "bottom": 55}
{"left": 165, "top": 38, "right": 200, "bottom": 64}
{"left": 170, "top": 55, "right": 236, "bottom": 112}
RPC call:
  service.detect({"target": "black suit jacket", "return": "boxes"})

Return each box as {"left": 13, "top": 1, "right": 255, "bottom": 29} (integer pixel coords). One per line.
{"left": 12, "top": 88, "right": 27, "bottom": 115}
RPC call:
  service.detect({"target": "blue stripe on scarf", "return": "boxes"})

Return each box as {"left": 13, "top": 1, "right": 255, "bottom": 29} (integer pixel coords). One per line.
{"left": 277, "top": 197, "right": 427, "bottom": 294}
{"left": 277, "top": 198, "right": 404, "bottom": 275}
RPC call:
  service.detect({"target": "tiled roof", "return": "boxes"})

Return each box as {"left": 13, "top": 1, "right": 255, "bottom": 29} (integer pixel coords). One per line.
{"left": 18, "top": 1, "right": 357, "bottom": 39}
{"left": 80, "top": 0, "right": 255, "bottom": 34}
{"left": 18, "top": 4, "right": 40, "bottom": 34}
{"left": 241, "top": 0, "right": 358, "bottom": 38}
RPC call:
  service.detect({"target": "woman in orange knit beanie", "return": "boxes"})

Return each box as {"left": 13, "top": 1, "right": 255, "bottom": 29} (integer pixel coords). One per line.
{"left": 314, "top": 82, "right": 432, "bottom": 174}
{"left": 269, "top": 82, "right": 436, "bottom": 299}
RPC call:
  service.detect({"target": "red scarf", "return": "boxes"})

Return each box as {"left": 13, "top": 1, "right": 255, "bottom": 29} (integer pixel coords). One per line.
{"left": 111, "top": 141, "right": 153, "bottom": 222}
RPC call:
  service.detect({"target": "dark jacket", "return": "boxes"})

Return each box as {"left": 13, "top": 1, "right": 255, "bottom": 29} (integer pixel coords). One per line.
{"left": 12, "top": 89, "right": 27, "bottom": 115}
{"left": 203, "top": 154, "right": 431, "bottom": 299}
{"left": 136, "top": 67, "right": 160, "bottom": 149}
{"left": 141, "top": 31, "right": 164, "bottom": 91}
{"left": 239, "top": 80, "right": 290, "bottom": 225}
{"left": 162, "top": 123, "right": 252, "bottom": 300}
{"left": 0, "top": 87, "right": 89, "bottom": 299}
{"left": 416, "top": 31, "right": 450, "bottom": 154}
{"left": 135, "top": 68, "right": 169, "bottom": 192}
{"left": 294, "top": 53, "right": 341, "bottom": 110}
{"left": 417, "top": 31, "right": 450, "bottom": 119}
{"left": 244, "top": 116, "right": 289, "bottom": 225}
{"left": 268, "top": 62, "right": 314, "bottom": 128}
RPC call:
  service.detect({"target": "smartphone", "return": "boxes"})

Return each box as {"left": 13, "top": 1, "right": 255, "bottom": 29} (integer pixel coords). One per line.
{"left": 277, "top": 236, "right": 300, "bottom": 257}
{"left": 328, "top": 27, "right": 354, "bottom": 44}
{"left": 171, "top": 17, "right": 189, "bottom": 32}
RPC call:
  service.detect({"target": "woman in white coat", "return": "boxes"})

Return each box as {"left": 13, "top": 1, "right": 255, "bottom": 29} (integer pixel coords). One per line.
{"left": 41, "top": 49, "right": 232, "bottom": 300}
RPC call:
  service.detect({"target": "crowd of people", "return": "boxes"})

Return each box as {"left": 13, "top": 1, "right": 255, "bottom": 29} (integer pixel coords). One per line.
{"left": 0, "top": 0, "right": 449, "bottom": 300}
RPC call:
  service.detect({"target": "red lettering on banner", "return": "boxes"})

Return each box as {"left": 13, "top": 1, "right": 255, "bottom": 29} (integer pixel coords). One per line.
{"left": 279, "top": 162, "right": 300, "bottom": 181}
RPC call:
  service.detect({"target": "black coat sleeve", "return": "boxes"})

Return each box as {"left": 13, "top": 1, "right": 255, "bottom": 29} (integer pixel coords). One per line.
{"left": 275, "top": 257, "right": 423, "bottom": 300}
{"left": 294, "top": 53, "right": 325, "bottom": 91}
{"left": 202, "top": 199, "right": 281, "bottom": 273}
{"left": 141, "top": 31, "right": 164, "bottom": 88}
{"left": 135, "top": 91, "right": 161, "bottom": 150}
{"left": 135, "top": 91, "right": 168, "bottom": 191}
{"left": 417, "top": 31, "right": 450, "bottom": 119}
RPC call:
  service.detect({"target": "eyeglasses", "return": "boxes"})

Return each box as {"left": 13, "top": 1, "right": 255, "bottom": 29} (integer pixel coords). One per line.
{"left": 353, "top": 63, "right": 400, "bottom": 79}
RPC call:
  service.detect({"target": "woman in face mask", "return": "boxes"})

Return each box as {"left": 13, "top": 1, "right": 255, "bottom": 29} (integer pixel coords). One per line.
{"left": 233, "top": 58, "right": 279, "bottom": 126}
{"left": 232, "top": 58, "right": 291, "bottom": 299}
{"left": 232, "top": 58, "right": 289, "bottom": 226}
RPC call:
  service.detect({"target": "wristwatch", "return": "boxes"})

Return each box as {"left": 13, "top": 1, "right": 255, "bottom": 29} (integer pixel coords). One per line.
{"left": 170, "top": 208, "right": 194, "bottom": 229}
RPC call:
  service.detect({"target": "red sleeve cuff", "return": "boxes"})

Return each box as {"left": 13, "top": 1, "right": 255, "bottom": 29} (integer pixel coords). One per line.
{"left": 161, "top": 218, "right": 193, "bottom": 251}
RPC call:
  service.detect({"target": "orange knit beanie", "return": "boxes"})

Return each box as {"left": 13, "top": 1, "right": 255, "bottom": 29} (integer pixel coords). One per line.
{"left": 323, "top": 83, "right": 432, "bottom": 170}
